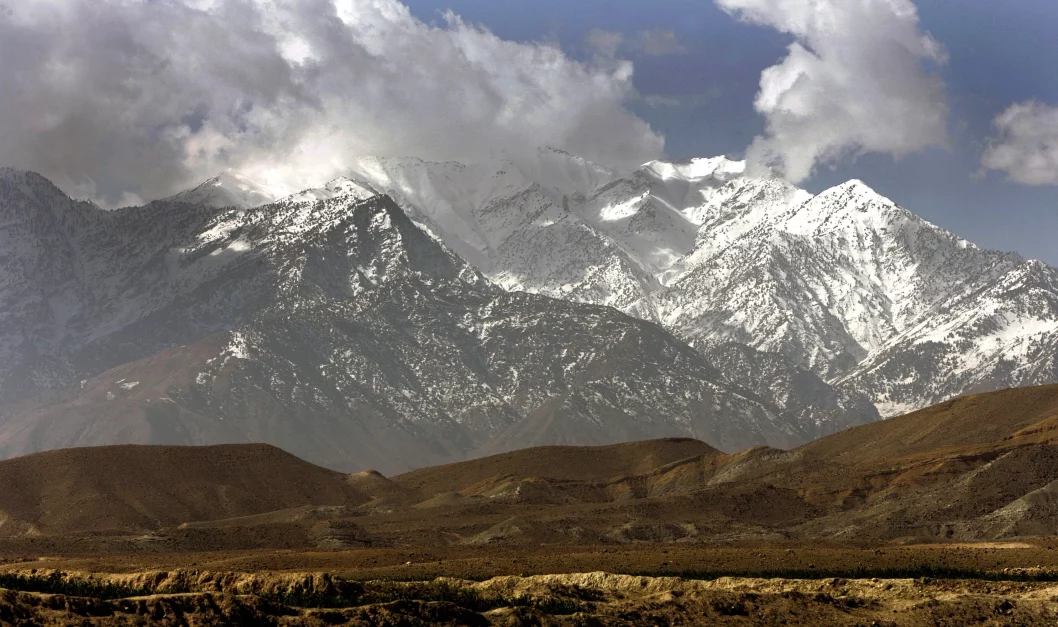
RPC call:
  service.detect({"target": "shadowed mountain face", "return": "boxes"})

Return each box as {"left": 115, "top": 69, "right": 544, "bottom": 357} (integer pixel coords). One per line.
{"left": 0, "top": 171, "right": 865, "bottom": 472}
{"left": 4, "top": 386, "right": 1058, "bottom": 550}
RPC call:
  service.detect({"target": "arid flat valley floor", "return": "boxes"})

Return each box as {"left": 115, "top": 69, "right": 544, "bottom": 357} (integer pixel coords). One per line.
{"left": 10, "top": 542, "right": 1058, "bottom": 581}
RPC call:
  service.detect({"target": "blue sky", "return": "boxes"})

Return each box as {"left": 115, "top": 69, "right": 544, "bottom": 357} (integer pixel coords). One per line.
{"left": 405, "top": 0, "right": 1058, "bottom": 264}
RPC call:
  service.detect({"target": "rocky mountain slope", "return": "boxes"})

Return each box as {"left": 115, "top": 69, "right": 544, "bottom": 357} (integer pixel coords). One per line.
{"left": 0, "top": 170, "right": 862, "bottom": 471}
{"left": 196, "top": 152, "right": 1058, "bottom": 417}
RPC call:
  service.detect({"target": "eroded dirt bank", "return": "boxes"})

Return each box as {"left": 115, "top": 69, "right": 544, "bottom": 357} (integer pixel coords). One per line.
{"left": 1, "top": 569, "right": 1057, "bottom": 625}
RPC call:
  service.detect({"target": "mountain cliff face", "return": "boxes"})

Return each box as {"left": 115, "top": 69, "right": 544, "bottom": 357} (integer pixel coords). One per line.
{"left": 0, "top": 173, "right": 855, "bottom": 472}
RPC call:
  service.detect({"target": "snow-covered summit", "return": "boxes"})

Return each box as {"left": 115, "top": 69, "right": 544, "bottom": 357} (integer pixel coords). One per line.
{"left": 336, "top": 152, "right": 1057, "bottom": 417}
{"left": 280, "top": 177, "right": 378, "bottom": 204}
{"left": 165, "top": 171, "right": 291, "bottom": 209}
{"left": 640, "top": 155, "right": 745, "bottom": 183}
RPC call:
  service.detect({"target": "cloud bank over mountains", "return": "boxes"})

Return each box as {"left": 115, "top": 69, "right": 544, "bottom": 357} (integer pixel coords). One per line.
{"left": 716, "top": 0, "right": 949, "bottom": 183}
{"left": 0, "top": 0, "right": 663, "bottom": 206}
{"left": 2, "top": 0, "right": 1052, "bottom": 207}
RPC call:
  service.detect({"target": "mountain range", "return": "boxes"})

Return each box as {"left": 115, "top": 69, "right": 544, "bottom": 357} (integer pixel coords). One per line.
{"left": 0, "top": 168, "right": 863, "bottom": 472}
{"left": 241, "top": 148, "right": 1055, "bottom": 418}
{"left": 0, "top": 147, "right": 1055, "bottom": 471}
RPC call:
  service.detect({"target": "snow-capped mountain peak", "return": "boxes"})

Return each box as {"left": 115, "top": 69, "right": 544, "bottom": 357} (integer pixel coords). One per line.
{"left": 640, "top": 155, "right": 745, "bottom": 184}
{"left": 280, "top": 177, "right": 379, "bottom": 204}
{"left": 165, "top": 170, "right": 290, "bottom": 209}
{"left": 780, "top": 178, "right": 972, "bottom": 255}
{"left": 5, "top": 150, "right": 1058, "bottom": 469}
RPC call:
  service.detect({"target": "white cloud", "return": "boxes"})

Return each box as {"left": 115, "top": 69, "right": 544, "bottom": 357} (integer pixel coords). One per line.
{"left": 716, "top": 0, "right": 948, "bottom": 183}
{"left": 0, "top": 0, "right": 663, "bottom": 205}
{"left": 981, "top": 101, "right": 1058, "bottom": 186}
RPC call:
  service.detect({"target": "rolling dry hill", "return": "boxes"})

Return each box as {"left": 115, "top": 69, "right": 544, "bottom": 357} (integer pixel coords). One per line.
{"left": 0, "top": 444, "right": 368, "bottom": 536}
{"left": 798, "top": 383, "right": 1058, "bottom": 464}
{"left": 394, "top": 437, "right": 718, "bottom": 494}
{"left": 4, "top": 386, "right": 1058, "bottom": 551}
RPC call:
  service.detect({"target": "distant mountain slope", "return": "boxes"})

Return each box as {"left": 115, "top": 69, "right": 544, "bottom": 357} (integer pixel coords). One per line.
{"left": 704, "top": 343, "right": 880, "bottom": 440}
{"left": 0, "top": 173, "right": 852, "bottom": 472}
